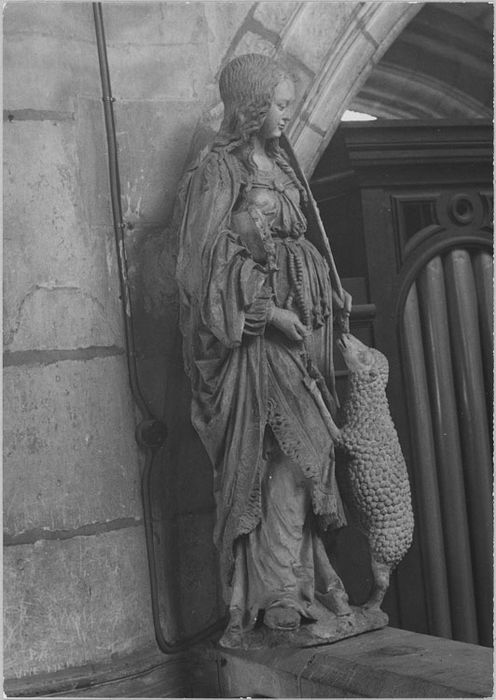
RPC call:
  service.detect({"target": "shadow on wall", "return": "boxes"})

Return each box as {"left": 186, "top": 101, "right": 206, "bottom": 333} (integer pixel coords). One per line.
{"left": 135, "top": 220, "right": 226, "bottom": 644}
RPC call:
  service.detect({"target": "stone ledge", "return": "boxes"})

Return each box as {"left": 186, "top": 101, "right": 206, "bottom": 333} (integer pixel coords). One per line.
{"left": 192, "top": 627, "right": 493, "bottom": 698}
{"left": 4, "top": 644, "right": 189, "bottom": 698}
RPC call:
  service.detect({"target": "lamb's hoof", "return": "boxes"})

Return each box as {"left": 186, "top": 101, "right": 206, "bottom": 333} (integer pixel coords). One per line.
{"left": 264, "top": 606, "right": 300, "bottom": 631}
{"left": 317, "top": 589, "right": 353, "bottom": 617}
{"left": 362, "top": 599, "right": 384, "bottom": 612}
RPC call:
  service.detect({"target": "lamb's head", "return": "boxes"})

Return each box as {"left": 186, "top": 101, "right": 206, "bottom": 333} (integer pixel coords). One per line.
{"left": 337, "top": 333, "right": 389, "bottom": 386}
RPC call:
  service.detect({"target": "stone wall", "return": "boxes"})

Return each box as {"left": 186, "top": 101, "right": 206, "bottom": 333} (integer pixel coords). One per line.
{"left": 3, "top": 1, "right": 419, "bottom": 687}
{"left": 3, "top": 2, "right": 156, "bottom": 680}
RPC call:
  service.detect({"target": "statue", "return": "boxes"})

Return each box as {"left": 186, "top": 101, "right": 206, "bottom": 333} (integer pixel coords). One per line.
{"left": 174, "top": 54, "right": 410, "bottom": 648}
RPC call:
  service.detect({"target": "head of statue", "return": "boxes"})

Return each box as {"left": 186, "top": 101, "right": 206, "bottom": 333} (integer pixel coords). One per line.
{"left": 218, "top": 54, "right": 295, "bottom": 145}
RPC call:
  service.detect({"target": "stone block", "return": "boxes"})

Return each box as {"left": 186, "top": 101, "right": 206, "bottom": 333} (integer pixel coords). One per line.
{"left": 305, "top": 38, "right": 377, "bottom": 136}
{"left": 113, "top": 100, "right": 203, "bottom": 225}
{"left": 234, "top": 32, "right": 276, "bottom": 59}
{"left": 220, "top": 651, "right": 302, "bottom": 698}
{"left": 4, "top": 119, "right": 123, "bottom": 350}
{"left": 204, "top": 2, "right": 253, "bottom": 73}
{"left": 213, "top": 628, "right": 493, "bottom": 698}
{"left": 3, "top": 34, "right": 101, "bottom": 111}
{"left": 282, "top": 2, "right": 359, "bottom": 73}
{"left": 75, "top": 97, "right": 115, "bottom": 229}
{"left": 3, "top": 527, "right": 155, "bottom": 678}
{"left": 3, "top": 357, "right": 142, "bottom": 536}
{"left": 3, "top": 1, "right": 96, "bottom": 43}
{"left": 101, "top": 2, "right": 209, "bottom": 48}
{"left": 291, "top": 125, "right": 326, "bottom": 177}
{"left": 276, "top": 51, "right": 314, "bottom": 118}
{"left": 5, "top": 283, "right": 122, "bottom": 354}
{"left": 106, "top": 44, "right": 213, "bottom": 102}
{"left": 4, "top": 121, "right": 79, "bottom": 253}
{"left": 6, "top": 647, "right": 192, "bottom": 699}
{"left": 298, "top": 628, "right": 494, "bottom": 697}
{"left": 289, "top": 27, "right": 380, "bottom": 175}
{"left": 361, "top": 3, "right": 419, "bottom": 47}
{"left": 254, "top": 2, "right": 299, "bottom": 34}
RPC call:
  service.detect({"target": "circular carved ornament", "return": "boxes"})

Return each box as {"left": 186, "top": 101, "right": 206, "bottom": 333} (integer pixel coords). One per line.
{"left": 436, "top": 191, "right": 484, "bottom": 230}
{"left": 450, "top": 194, "right": 475, "bottom": 224}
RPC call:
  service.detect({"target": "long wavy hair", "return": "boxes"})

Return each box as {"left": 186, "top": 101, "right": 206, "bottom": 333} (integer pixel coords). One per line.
{"left": 215, "top": 54, "right": 307, "bottom": 200}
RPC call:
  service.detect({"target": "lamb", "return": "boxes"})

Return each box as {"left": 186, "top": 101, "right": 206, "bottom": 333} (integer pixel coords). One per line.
{"left": 335, "top": 333, "right": 414, "bottom": 610}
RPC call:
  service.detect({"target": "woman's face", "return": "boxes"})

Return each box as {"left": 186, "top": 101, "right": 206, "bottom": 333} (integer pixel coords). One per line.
{"left": 260, "top": 78, "right": 295, "bottom": 140}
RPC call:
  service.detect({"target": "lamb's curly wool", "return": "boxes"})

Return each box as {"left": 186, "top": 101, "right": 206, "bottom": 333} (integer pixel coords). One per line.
{"left": 336, "top": 334, "right": 414, "bottom": 606}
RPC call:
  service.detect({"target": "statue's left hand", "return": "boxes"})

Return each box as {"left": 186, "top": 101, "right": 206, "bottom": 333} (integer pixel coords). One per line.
{"left": 268, "top": 306, "right": 311, "bottom": 341}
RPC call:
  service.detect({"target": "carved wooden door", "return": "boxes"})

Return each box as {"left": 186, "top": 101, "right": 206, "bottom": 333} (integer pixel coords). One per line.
{"left": 313, "top": 122, "right": 493, "bottom": 646}
{"left": 393, "top": 191, "right": 492, "bottom": 647}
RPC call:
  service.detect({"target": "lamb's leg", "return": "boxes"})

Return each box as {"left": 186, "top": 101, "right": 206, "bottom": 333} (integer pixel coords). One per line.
{"left": 364, "top": 556, "right": 390, "bottom": 610}
{"left": 313, "top": 533, "right": 353, "bottom": 616}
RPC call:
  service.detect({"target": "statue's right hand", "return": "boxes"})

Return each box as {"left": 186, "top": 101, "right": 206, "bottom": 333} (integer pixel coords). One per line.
{"left": 268, "top": 306, "right": 310, "bottom": 341}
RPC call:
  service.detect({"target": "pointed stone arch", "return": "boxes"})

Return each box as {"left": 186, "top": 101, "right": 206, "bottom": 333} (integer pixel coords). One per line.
{"left": 204, "top": 2, "right": 423, "bottom": 175}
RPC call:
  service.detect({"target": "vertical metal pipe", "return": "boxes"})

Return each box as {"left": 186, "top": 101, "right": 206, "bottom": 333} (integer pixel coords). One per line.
{"left": 444, "top": 250, "right": 493, "bottom": 646}
{"left": 92, "top": 2, "right": 225, "bottom": 654}
{"left": 92, "top": 2, "right": 151, "bottom": 422}
{"left": 417, "top": 256, "right": 478, "bottom": 644}
{"left": 401, "top": 283, "right": 452, "bottom": 639}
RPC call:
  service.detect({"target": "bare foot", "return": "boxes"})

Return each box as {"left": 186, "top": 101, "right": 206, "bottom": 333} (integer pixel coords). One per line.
{"left": 264, "top": 606, "right": 300, "bottom": 631}
{"left": 362, "top": 597, "right": 383, "bottom": 611}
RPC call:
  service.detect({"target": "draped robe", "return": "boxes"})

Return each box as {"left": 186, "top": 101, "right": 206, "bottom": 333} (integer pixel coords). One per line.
{"left": 175, "top": 144, "right": 346, "bottom": 604}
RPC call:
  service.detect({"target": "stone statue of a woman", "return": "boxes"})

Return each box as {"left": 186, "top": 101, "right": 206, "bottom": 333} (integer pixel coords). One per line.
{"left": 175, "top": 54, "right": 356, "bottom": 647}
